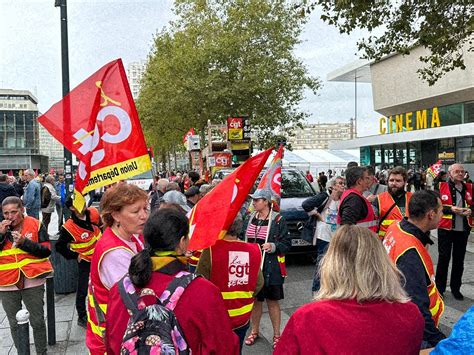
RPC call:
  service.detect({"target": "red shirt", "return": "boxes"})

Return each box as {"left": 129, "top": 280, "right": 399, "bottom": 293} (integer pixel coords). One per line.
{"left": 106, "top": 271, "right": 239, "bottom": 355}
{"left": 275, "top": 299, "right": 424, "bottom": 355}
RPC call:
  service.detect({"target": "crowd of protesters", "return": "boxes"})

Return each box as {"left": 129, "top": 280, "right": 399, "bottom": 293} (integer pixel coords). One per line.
{"left": 0, "top": 162, "right": 473, "bottom": 354}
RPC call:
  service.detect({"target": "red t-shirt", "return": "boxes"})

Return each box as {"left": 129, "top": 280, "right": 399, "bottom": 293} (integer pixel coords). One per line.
{"left": 106, "top": 272, "right": 240, "bottom": 355}
{"left": 275, "top": 299, "right": 424, "bottom": 355}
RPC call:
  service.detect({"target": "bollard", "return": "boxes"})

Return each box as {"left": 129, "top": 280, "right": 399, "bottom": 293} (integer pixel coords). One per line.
{"left": 16, "top": 309, "right": 31, "bottom": 355}
{"left": 46, "top": 276, "right": 56, "bottom": 345}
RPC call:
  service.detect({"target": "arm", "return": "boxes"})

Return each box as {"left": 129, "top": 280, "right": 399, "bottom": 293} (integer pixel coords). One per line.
{"left": 339, "top": 194, "right": 367, "bottom": 225}
{"left": 397, "top": 250, "right": 446, "bottom": 346}
{"left": 270, "top": 216, "right": 291, "bottom": 254}
{"left": 195, "top": 248, "right": 211, "bottom": 279}
{"left": 255, "top": 269, "right": 264, "bottom": 294}
{"left": 23, "top": 183, "right": 33, "bottom": 209}
{"left": 302, "top": 192, "right": 328, "bottom": 213}
{"left": 55, "top": 226, "right": 79, "bottom": 260}
{"left": 50, "top": 185, "right": 61, "bottom": 202}
{"left": 18, "top": 223, "right": 51, "bottom": 258}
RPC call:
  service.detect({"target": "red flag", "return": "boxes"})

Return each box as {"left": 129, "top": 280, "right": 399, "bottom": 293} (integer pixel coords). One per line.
{"left": 427, "top": 160, "right": 442, "bottom": 178}
{"left": 38, "top": 59, "right": 151, "bottom": 211}
{"left": 256, "top": 145, "right": 283, "bottom": 210}
{"left": 188, "top": 148, "right": 273, "bottom": 250}
{"left": 182, "top": 128, "right": 195, "bottom": 148}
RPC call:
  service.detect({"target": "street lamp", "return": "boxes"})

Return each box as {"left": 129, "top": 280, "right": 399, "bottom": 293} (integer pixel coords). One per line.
{"left": 54, "top": 0, "right": 73, "bottom": 197}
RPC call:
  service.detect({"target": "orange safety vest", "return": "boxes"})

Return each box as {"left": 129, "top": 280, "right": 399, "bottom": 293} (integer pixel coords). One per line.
{"left": 337, "top": 188, "right": 378, "bottom": 232}
{"left": 377, "top": 191, "right": 412, "bottom": 239}
{"left": 62, "top": 207, "right": 101, "bottom": 262}
{"left": 438, "top": 181, "right": 473, "bottom": 230}
{"left": 0, "top": 216, "right": 53, "bottom": 287}
{"left": 210, "top": 239, "right": 262, "bottom": 329}
{"left": 86, "top": 227, "right": 144, "bottom": 355}
{"left": 383, "top": 222, "right": 444, "bottom": 327}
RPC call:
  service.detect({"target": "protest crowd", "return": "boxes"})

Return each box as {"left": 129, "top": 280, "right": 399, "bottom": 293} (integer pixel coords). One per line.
{"left": 0, "top": 156, "right": 473, "bottom": 355}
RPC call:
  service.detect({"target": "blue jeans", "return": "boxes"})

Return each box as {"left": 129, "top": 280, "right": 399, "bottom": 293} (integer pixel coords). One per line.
{"left": 312, "top": 239, "right": 329, "bottom": 293}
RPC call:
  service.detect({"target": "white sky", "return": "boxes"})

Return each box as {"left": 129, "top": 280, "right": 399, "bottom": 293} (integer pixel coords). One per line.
{"left": 0, "top": 0, "right": 379, "bottom": 136}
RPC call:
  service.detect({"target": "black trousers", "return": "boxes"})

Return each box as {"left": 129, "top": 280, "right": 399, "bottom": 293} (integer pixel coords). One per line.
{"left": 435, "top": 229, "right": 470, "bottom": 293}
{"left": 77, "top": 260, "right": 91, "bottom": 319}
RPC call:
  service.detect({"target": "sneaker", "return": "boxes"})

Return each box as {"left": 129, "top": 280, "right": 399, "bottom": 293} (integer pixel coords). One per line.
{"left": 77, "top": 317, "right": 87, "bottom": 329}
{"left": 452, "top": 290, "right": 464, "bottom": 300}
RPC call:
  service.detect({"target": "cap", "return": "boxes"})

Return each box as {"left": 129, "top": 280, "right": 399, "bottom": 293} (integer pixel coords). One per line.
{"left": 249, "top": 189, "right": 272, "bottom": 201}
{"left": 184, "top": 186, "right": 200, "bottom": 198}
{"left": 162, "top": 190, "right": 191, "bottom": 212}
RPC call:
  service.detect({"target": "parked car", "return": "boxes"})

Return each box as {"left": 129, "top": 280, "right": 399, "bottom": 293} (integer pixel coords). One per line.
{"left": 125, "top": 169, "right": 154, "bottom": 191}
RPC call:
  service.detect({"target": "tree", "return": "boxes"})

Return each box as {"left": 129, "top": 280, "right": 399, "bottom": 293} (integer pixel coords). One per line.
{"left": 298, "top": 1, "right": 474, "bottom": 85}
{"left": 137, "top": 0, "right": 320, "bottom": 156}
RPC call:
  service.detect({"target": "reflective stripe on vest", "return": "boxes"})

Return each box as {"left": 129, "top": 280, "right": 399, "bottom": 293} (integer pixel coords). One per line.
{"left": 221, "top": 291, "right": 254, "bottom": 300}
{"left": 228, "top": 303, "right": 254, "bottom": 317}
{"left": 87, "top": 293, "right": 107, "bottom": 314}
{"left": 69, "top": 235, "right": 100, "bottom": 250}
{"left": 87, "top": 312, "right": 105, "bottom": 338}
{"left": 384, "top": 223, "right": 444, "bottom": 326}
{"left": 0, "top": 257, "right": 50, "bottom": 270}
{"left": 377, "top": 192, "right": 412, "bottom": 238}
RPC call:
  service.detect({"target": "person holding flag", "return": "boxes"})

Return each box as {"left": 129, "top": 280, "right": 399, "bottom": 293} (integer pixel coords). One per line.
{"left": 242, "top": 145, "right": 290, "bottom": 349}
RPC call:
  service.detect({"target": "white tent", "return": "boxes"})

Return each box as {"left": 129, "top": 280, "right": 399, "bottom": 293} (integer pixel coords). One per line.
{"left": 282, "top": 149, "right": 360, "bottom": 175}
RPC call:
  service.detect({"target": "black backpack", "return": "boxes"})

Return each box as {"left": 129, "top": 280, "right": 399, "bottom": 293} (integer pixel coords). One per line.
{"left": 40, "top": 185, "right": 51, "bottom": 208}
{"left": 118, "top": 271, "right": 197, "bottom": 354}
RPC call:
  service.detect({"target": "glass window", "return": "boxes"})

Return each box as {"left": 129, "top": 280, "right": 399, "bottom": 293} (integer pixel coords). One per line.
{"left": 464, "top": 102, "right": 474, "bottom": 123}
{"left": 438, "top": 104, "right": 462, "bottom": 126}
{"left": 374, "top": 148, "right": 382, "bottom": 164}
{"left": 457, "top": 137, "right": 473, "bottom": 148}
{"left": 457, "top": 147, "right": 474, "bottom": 164}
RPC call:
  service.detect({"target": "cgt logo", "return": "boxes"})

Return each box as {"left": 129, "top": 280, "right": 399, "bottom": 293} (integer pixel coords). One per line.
{"left": 228, "top": 251, "right": 250, "bottom": 288}
{"left": 227, "top": 118, "right": 243, "bottom": 129}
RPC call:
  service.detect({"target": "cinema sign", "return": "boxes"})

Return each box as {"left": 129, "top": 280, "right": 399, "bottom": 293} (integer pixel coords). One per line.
{"left": 379, "top": 107, "right": 441, "bottom": 135}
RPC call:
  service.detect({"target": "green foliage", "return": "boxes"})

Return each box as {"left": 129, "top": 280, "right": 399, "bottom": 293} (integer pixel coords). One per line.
{"left": 297, "top": 0, "right": 474, "bottom": 85}
{"left": 137, "top": 0, "right": 320, "bottom": 157}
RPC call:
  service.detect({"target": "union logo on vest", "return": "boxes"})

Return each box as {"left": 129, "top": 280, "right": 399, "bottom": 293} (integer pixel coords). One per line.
{"left": 228, "top": 251, "right": 250, "bottom": 288}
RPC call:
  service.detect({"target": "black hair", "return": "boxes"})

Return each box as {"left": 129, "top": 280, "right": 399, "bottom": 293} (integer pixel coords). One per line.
{"left": 366, "top": 166, "right": 376, "bottom": 176}
{"left": 347, "top": 161, "right": 359, "bottom": 168}
{"left": 188, "top": 171, "right": 200, "bottom": 183}
{"left": 408, "top": 190, "right": 440, "bottom": 220}
{"left": 345, "top": 166, "right": 367, "bottom": 188}
{"left": 128, "top": 208, "right": 189, "bottom": 287}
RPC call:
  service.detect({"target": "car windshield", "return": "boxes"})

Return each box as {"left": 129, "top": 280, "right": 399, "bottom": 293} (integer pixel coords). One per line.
{"left": 128, "top": 170, "right": 153, "bottom": 180}
{"left": 281, "top": 170, "right": 314, "bottom": 198}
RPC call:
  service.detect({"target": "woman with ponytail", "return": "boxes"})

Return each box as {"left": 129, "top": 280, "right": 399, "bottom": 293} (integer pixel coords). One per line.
{"left": 106, "top": 208, "right": 239, "bottom": 354}
{"left": 86, "top": 184, "right": 149, "bottom": 355}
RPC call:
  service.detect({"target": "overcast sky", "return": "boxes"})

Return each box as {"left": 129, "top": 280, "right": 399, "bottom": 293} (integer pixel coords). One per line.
{"left": 0, "top": 0, "right": 378, "bottom": 136}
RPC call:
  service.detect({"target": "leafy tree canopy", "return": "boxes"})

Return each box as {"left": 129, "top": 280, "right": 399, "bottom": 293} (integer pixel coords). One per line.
{"left": 137, "top": 0, "right": 320, "bottom": 155}
{"left": 298, "top": 1, "right": 474, "bottom": 85}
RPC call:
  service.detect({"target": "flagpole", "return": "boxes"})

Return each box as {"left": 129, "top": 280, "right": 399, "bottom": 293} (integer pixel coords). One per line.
{"left": 260, "top": 204, "right": 274, "bottom": 270}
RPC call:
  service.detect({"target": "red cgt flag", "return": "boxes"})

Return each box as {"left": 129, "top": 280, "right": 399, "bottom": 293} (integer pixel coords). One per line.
{"left": 188, "top": 148, "right": 273, "bottom": 250}
{"left": 256, "top": 145, "right": 283, "bottom": 210}
{"left": 427, "top": 160, "right": 442, "bottom": 179}
{"left": 38, "top": 59, "right": 151, "bottom": 211}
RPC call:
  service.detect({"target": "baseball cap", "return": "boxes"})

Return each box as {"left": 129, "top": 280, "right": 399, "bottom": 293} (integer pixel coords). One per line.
{"left": 249, "top": 189, "right": 272, "bottom": 201}
{"left": 162, "top": 190, "right": 191, "bottom": 212}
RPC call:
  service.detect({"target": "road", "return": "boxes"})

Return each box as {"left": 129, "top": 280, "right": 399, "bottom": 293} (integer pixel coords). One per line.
{"left": 244, "top": 236, "right": 474, "bottom": 354}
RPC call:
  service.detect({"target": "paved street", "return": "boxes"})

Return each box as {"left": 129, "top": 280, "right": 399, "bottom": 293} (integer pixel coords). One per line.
{"left": 0, "top": 212, "right": 473, "bottom": 354}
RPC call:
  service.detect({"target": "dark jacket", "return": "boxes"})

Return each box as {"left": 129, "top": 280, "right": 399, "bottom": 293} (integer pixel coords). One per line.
{"left": 301, "top": 192, "right": 330, "bottom": 240}
{"left": 242, "top": 212, "right": 291, "bottom": 286}
{"left": 338, "top": 192, "right": 368, "bottom": 225}
{"left": 0, "top": 183, "right": 18, "bottom": 204}
{"left": 396, "top": 219, "right": 446, "bottom": 347}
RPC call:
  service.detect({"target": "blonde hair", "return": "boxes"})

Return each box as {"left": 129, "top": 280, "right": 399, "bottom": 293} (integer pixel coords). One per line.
{"left": 315, "top": 225, "right": 409, "bottom": 303}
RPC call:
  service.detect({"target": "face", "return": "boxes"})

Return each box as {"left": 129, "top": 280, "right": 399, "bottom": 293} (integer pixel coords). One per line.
{"left": 112, "top": 198, "right": 149, "bottom": 236}
{"left": 25, "top": 173, "right": 34, "bottom": 182}
{"left": 252, "top": 198, "right": 269, "bottom": 212}
{"left": 449, "top": 164, "right": 465, "bottom": 183}
{"left": 360, "top": 171, "right": 372, "bottom": 190}
{"left": 58, "top": 175, "right": 65, "bottom": 183}
{"left": 428, "top": 199, "right": 444, "bottom": 230}
{"left": 2, "top": 204, "right": 24, "bottom": 228}
{"left": 388, "top": 174, "right": 406, "bottom": 195}
{"left": 332, "top": 178, "right": 345, "bottom": 195}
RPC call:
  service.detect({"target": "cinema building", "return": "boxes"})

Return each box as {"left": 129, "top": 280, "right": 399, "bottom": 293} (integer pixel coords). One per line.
{"left": 328, "top": 46, "right": 474, "bottom": 174}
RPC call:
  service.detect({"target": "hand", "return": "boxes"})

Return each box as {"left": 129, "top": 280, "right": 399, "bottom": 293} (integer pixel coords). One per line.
{"left": 462, "top": 208, "right": 472, "bottom": 217}
{"left": 0, "top": 220, "right": 12, "bottom": 234}
{"left": 451, "top": 206, "right": 464, "bottom": 215}
{"left": 11, "top": 231, "right": 25, "bottom": 246}
{"left": 77, "top": 255, "right": 82, "bottom": 262}
{"left": 366, "top": 194, "right": 377, "bottom": 203}
{"left": 261, "top": 243, "right": 273, "bottom": 253}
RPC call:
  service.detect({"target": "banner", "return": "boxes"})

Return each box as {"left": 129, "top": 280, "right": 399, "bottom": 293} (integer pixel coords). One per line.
{"left": 188, "top": 148, "right": 273, "bottom": 250}
{"left": 427, "top": 160, "right": 442, "bottom": 178}
{"left": 183, "top": 128, "right": 195, "bottom": 149}
{"left": 38, "top": 59, "right": 151, "bottom": 211}
{"left": 256, "top": 145, "right": 283, "bottom": 209}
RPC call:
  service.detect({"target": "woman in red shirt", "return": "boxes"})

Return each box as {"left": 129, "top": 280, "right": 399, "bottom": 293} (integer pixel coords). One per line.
{"left": 275, "top": 225, "right": 425, "bottom": 355}
{"left": 106, "top": 208, "right": 239, "bottom": 354}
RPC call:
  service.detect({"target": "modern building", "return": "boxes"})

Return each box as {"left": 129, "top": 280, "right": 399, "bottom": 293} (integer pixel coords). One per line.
{"left": 0, "top": 89, "right": 48, "bottom": 173}
{"left": 126, "top": 61, "right": 147, "bottom": 100}
{"left": 328, "top": 46, "right": 474, "bottom": 174}
{"left": 39, "top": 124, "right": 64, "bottom": 171}
{"left": 288, "top": 122, "right": 355, "bottom": 150}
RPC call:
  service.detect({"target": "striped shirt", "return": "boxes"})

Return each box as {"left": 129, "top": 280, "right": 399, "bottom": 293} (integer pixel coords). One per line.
{"left": 246, "top": 217, "right": 269, "bottom": 243}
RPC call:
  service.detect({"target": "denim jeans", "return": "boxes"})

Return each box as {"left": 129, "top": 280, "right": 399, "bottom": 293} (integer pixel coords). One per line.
{"left": 312, "top": 239, "right": 329, "bottom": 293}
